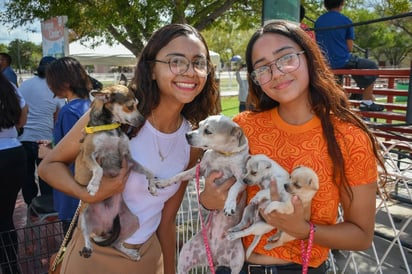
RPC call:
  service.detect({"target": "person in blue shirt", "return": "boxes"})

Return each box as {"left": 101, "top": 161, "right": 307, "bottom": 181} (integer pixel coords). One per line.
{"left": 0, "top": 53, "right": 18, "bottom": 87}
{"left": 39, "top": 57, "right": 92, "bottom": 233}
{"left": 315, "top": 0, "right": 383, "bottom": 111}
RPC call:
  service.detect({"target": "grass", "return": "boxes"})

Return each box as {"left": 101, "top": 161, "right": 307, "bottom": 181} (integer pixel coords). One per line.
{"left": 220, "top": 96, "right": 240, "bottom": 117}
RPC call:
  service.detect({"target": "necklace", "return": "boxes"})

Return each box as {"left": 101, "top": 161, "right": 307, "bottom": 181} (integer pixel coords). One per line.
{"left": 151, "top": 111, "right": 182, "bottom": 161}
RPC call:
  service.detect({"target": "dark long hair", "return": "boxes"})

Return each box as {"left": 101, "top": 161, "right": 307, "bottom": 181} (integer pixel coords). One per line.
{"left": 0, "top": 73, "right": 21, "bottom": 130}
{"left": 46, "top": 57, "right": 91, "bottom": 99}
{"left": 245, "top": 21, "right": 385, "bottom": 200}
{"left": 130, "top": 23, "right": 220, "bottom": 128}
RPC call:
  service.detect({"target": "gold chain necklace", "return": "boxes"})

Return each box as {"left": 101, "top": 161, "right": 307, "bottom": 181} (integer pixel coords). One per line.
{"left": 151, "top": 111, "right": 182, "bottom": 161}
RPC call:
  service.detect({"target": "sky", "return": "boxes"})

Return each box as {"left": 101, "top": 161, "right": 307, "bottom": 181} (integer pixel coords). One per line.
{"left": 0, "top": 1, "right": 42, "bottom": 45}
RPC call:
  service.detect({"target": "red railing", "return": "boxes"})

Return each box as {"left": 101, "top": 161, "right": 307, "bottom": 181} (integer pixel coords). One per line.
{"left": 333, "top": 66, "right": 412, "bottom": 141}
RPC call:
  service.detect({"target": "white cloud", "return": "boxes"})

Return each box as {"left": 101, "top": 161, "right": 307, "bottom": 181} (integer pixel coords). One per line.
{"left": 0, "top": 24, "right": 42, "bottom": 45}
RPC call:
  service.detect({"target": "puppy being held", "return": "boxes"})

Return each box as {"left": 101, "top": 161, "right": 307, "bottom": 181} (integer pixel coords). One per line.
{"left": 75, "top": 85, "right": 154, "bottom": 260}
{"left": 153, "top": 115, "right": 249, "bottom": 274}
{"left": 227, "top": 154, "right": 319, "bottom": 259}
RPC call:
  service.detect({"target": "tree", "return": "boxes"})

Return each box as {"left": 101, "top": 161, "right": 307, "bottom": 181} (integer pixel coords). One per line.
{"left": 202, "top": 17, "right": 257, "bottom": 68}
{"left": 1, "top": 0, "right": 261, "bottom": 57}
{"left": 7, "top": 40, "right": 42, "bottom": 73}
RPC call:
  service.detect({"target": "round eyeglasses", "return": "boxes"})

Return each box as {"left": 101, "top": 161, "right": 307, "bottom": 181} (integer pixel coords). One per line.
{"left": 251, "top": 51, "right": 305, "bottom": 86}
{"left": 153, "top": 56, "right": 210, "bottom": 77}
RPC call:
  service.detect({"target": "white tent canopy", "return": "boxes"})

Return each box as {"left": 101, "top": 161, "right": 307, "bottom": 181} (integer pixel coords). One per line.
{"left": 69, "top": 40, "right": 220, "bottom": 68}
{"left": 69, "top": 41, "right": 137, "bottom": 66}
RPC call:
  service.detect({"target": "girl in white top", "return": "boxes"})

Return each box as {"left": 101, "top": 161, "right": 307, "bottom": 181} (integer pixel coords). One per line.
{"left": 38, "top": 23, "right": 220, "bottom": 274}
{"left": 0, "top": 73, "right": 28, "bottom": 274}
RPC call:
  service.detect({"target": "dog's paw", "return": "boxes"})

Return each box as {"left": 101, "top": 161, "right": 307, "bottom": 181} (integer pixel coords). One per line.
{"left": 268, "top": 233, "right": 280, "bottom": 243}
{"left": 126, "top": 250, "right": 141, "bottom": 261}
{"left": 223, "top": 201, "right": 237, "bottom": 216}
{"left": 79, "top": 247, "right": 92, "bottom": 258}
{"left": 87, "top": 184, "right": 99, "bottom": 196}
{"left": 264, "top": 240, "right": 281, "bottom": 251}
{"left": 153, "top": 178, "right": 173, "bottom": 189}
{"left": 147, "top": 184, "right": 158, "bottom": 196}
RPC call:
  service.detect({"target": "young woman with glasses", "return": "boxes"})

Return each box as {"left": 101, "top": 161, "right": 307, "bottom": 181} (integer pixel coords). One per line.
{"left": 38, "top": 24, "right": 220, "bottom": 274}
{"left": 200, "top": 21, "right": 385, "bottom": 274}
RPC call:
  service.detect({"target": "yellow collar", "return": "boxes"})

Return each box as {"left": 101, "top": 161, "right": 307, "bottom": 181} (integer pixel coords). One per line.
{"left": 84, "top": 123, "right": 121, "bottom": 134}
{"left": 216, "top": 150, "right": 235, "bottom": 156}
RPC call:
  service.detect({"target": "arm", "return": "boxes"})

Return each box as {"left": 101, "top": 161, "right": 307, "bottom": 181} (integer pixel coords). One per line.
{"left": 260, "top": 182, "right": 377, "bottom": 250}
{"left": 17, "top": 104, "right": 28, "bottom": 129}
{"left": 38, "top": 111, "right": 128, "bottom": 203}
{"left": 157, "top": 147, "right": 203, "bottom": 274}
{"left": 157, "top": 181, "right": 188, "bottom": 274}
{"left": 346, "top": 39, "right": 354, "bottom": 52}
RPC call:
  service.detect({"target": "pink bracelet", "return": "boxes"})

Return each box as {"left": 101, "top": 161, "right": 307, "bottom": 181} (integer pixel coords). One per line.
{"left": 301, "top": 222, "right": 315, "bottom": 274}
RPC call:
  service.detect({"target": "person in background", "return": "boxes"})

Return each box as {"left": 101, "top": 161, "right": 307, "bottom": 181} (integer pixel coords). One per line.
{"left": 39, "top": 57, "right": 92, "bottom": 234}
{"left": 315, "top": 0, "right": 383, "bottom": 111}
{"left": 119, "top": 72, "right": 128, "bottom": 86}
{"left": 0, "top": 73, "right": 28, "bottom": 274}
{"left": 200, "top": 21, "right": 385, "bottom": 274}
{"left": 18, "top": 56, "right": 63, "bottom": 206}
{"left": 0, "top": 53, "right": 18, "bottom": 86}
{"left": 300, "top": 5, "right": 315, "bottom": 40}
{"left": 38, "top": 23, "right": 219, "bottom": 273}
{"left": 236, "top": 63, "right": 249, "bottom": 112}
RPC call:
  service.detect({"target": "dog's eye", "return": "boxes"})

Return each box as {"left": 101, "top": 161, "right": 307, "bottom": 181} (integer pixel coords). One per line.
{"left": 204, "top": 128, "right": 212, "bottom": 135}
{"left": 251, "top": 171, "right": 257, "bottom": 176}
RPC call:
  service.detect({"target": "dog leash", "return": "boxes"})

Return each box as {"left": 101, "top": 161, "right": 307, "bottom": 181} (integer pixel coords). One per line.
{"left": 195, "top": 163, "right": 216, "bottom": 274}
{"left": 301, "top": 222, "right": 315, "bottom": 274}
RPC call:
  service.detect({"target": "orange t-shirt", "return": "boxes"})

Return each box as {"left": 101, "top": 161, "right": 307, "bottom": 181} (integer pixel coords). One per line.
{"left": 233, "top": 108, "right": 377, "bottom": 267}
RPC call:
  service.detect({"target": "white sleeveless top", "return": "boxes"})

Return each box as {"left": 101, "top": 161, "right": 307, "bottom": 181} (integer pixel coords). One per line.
{"left": 123, "top": 118, "right": 191, "bottom": 244}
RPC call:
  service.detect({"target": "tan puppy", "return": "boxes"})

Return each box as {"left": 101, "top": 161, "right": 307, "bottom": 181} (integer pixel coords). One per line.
{"left": 75, "top": 85, "right": 154, "bottom": 260}
{"left": 227, "top": 154, "right": 319, "bottom": 259}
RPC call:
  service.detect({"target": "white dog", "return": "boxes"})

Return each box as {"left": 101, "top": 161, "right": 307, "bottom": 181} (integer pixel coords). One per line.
{"left": 227, "top": 154, "right": 319, "bottom": 258}
{"left": 152, "top": 115, "right": 249, "bottom": 274}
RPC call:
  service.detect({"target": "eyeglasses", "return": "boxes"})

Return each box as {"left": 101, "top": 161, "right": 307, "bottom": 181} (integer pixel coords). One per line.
{"left": 153, "top": 56, "right": 210, "bottom": 77}
{"left": 251, "top": 51, "right": 305, "bottom": 86}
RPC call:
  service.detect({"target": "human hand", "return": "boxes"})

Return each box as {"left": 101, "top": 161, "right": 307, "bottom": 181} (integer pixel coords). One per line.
{"left": 260, "top": 195, "right": 310, "bottom": 240}
{"left": 199, "top": 171, "right": 236, "bottom": 210}
{"left": 37, "top": 140, "right": 52, "bottom": 159}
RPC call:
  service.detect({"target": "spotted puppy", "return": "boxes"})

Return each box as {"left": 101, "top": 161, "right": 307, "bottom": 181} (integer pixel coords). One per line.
{"left": 75, "top": 85, "right": 155, "bottom": 260}
{"left": 153, "top": 115, "right": 249, "bottom": 274}
{"left": 227, "top": 154, "right": 319, "bottom": 259}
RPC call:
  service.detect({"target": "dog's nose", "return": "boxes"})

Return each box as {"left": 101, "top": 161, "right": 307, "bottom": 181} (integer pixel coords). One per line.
{"left": 185, "top": 133, "right": 192, "bottom": 142}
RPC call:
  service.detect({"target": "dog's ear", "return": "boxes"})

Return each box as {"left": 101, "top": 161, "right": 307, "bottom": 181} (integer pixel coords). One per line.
{"left": 91, "top": 90, "right": 111, "bottom": 103}
{"left": 231, "top": 126, "right": 247, "bottom": 147}
{"left": 263, "top": 159, "right": 272, "bottom": 170}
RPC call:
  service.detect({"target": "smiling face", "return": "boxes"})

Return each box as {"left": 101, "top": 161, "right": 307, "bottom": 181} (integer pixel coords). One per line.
{"left": 251, "top": 33, "right": 310, "bottom": 107}
{"left": 151, "top": 34, "right": 209, "bottom": 106}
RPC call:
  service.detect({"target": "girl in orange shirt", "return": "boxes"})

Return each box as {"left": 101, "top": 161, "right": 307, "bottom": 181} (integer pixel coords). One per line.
{"left": 200, "top": 21, "right": 385, "bottom": 274}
